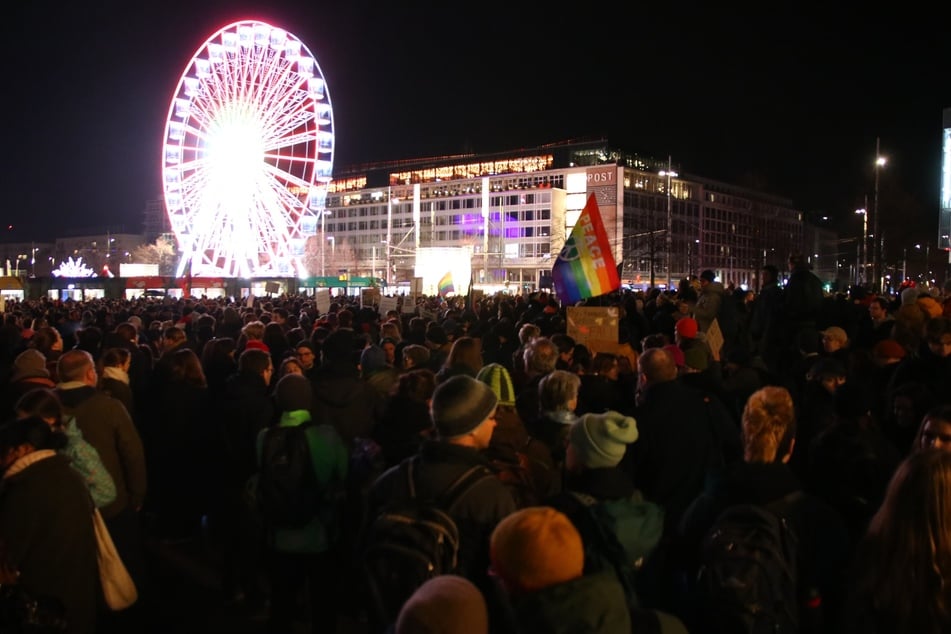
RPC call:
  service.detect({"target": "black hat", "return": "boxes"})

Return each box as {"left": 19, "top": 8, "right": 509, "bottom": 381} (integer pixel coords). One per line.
{"left": 700, "top": 269, "right": 715, "bottom": 282}
{"left": 275, "top": 374, "right": 312, "bottom": 412}
{"left": 430, "top": 375, "right": 497, "bottom": 439}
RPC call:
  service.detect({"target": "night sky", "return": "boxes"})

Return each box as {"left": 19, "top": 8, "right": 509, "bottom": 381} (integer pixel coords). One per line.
{"left": 3, "top": 2, "right": 948, "bottom": 250}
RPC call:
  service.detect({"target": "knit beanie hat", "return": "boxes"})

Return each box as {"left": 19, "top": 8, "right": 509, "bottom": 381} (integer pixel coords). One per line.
{"left": 11, "top": 349, "right": 49, "bottom": 383}
{"left": 430, "top": 375, "right": 498, "bottom": 439}
{"left": 475, "top": 363, "right": 516, "bottom": 407}
{"left": 490, "top": 507, "right": 584, "bottom": 594}
{"left": 569, "top": 411, "right": 638, "bottom": 469}
{"left": 275, "top": 373, "right": 312, "bottom": 412}
{"left": 395, "top": 575, "right": 488, "bottom": 634}
{"left": 675, "top": 317, "right": 698, "bottom": 339}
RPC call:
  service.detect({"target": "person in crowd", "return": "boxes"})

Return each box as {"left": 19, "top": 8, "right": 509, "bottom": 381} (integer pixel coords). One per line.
{"left": 841, "top": 449, "right": 951, "bottom": 633}
{"left": 211, "top": 347, "right": 275, "bottom": 608}
{"left": 887, "top": 316, "right": 951, "bottom": 404}
{"left": 806, "top": 381, "right": 902, "bottom": 545}
{"left": 510, "top": 323, "right": 541, "bottom": 391}
{"left": 749, "top": 263, "right": 784, "bottom": 372}
{"left": 15, "top": 387, "right": 116, "bottom": 509}
{"left": 913, "top": 404, "right": 951, "bottom": 453}
{"left": 819, "top": 326, "right": 852, "bottom": 371}
{"left": 146, "top": 348, "right": 213, "bottom": 542}
{"left": 525, "top": 369, "right": 581, "bottom": 472}
{"left": 514, "top": 336, "right": 558, "bottom": 425}
{"left": 257, "top": 373, "right": 348, "bottom": 634}
{"left": 54, "top": 349, "right": 148, "bottom": 610}
{"left": 0, "top": 348, "right": 56, "bottom": 419}
{"left": 27, "top": 326, "right": 63, "bottom": 382}
{"left": 489, "top": 506, "right": 632, "bottom": 633}
{"left": 262, "top": 321, "right": 290, "bottom": 373}
{"left": 790, "top": 356, "right": 847, "bottom": 480}
{"left": 295, "top": 340, "right": 318, "bottom": 379}
{"left": 201, "top": 336, "right": 237, "bottom": 396}
{"left": 780, "top": 253, "right": 825, "bottom": 369}
{"left": 240, "top": 320, "right": 270, "bottom": 355}
{"left": 102, "top": 315, "right": 154, "bottom": 404}
{"left": 420, "top": 323, "right": 449, "bottom": 373}
{"left": 478, "top": 362, "right": 557, "bottom": 507}
{"left": 679, "top": 385, "right": 851, "bottom": 632}
{"left": 395, "top": 575, "right": 489, "bottom": 634}
{"left": 577, "top": 352, "right": 627, "bottom": 415}
{"left": 435, "top": 335, "right": 484, "bottom": 383}
{"left": 401, "top": 344, "right": 431, "bottom": 373}
{"left": 97, "top": 347, "right": 135, "bottom": 421}
{"left": 374, "top": 368, "right": 437, "bottom": 469}
{"left": 277, "top": 355, "right": 304, "bottom": 379}
{"left": 310, "top": 329, "right": 384, "bottom": 448}
{"left": 854, "top": 296, "right": 896, "bottom": 350}
{"left": 367, "top": 375, "right": 517, "bottom": 601}
{"left": 360, "top": 343, "right": 399, "bottom": 398}
{"left": 623, "top": 347, "right": 738, "bottom": 534}
{"left": 0, "top": 416, "right": 99, "bottom": 634}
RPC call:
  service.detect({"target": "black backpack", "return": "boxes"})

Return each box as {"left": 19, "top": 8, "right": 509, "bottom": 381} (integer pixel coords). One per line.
{"left": 696, "top": 493, "right": 802, "bottom": 634}
{"left": 257, "top": 422, "right": 322, "bottom": 529}
{"left": 361, "top": 457, "right": 493, "bottom": 627}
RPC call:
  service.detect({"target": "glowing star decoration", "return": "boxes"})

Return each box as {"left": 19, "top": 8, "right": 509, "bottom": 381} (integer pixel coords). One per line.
{"left": 162, "top": 20, "right": 335, "bottom": 278}
{"left": 52, "top": 257, "right": 96, "bottom": 278}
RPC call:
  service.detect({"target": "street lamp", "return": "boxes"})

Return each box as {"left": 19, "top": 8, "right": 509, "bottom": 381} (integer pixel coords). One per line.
{"left": 856, "top": 208, "right": 868, "bottom": 286}
{"left": 659, "top": 157, "right": 677, "bottom": 289}
{"left": 872, "top": 137, "right": 887, "bottom": 292}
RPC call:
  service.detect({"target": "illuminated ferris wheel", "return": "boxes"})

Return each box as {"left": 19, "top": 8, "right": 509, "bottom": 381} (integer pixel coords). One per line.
{"left": 162, "top": 20, "right": 334, "bottom": 278}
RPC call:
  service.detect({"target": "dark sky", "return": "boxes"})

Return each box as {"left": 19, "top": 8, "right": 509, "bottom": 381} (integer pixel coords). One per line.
{"left": 2, "top": 2, "right": 948, "bottom": 248}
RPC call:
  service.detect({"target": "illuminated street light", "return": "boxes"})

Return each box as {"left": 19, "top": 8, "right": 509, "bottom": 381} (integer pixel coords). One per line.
{"left": 872, "top": 137, "right": 887, "bottom": 292}
{"left": 856, "top": 208, "right": 868, "bottom": 286}
{"left": 659, "top": 157, "right": 677, "bottom": 289}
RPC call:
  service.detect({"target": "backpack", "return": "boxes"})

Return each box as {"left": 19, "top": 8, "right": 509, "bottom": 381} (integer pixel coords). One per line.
{"left": 362, "top": 457, "right": 493, "bottom": 627}
{"left": 696, "top": 493, "right": 802, "bottom": 634}
{"left": 570, "top": 492, "right": 665, "bottom": 609}
{"left": 257, "top": 421, "right": 322, "bottom": 529}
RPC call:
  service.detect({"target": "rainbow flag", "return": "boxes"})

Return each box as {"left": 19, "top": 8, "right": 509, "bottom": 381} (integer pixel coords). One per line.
{"left": 438, "top": 271, "right": 454, "bottom": 296}
{"left": 552, "top": 193, "right": 620, "bottom": 304}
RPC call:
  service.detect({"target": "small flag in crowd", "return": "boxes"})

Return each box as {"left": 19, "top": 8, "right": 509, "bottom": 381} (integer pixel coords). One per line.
{"left": 438, "top": 271, "right": 454, "bottom": 296}
{"left": 552, "top": 193, "right": 620, "bottom": 304}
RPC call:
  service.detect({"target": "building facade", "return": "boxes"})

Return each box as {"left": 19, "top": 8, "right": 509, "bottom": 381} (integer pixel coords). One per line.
{"left": 320, "top": 139, "right": 806, "bottom": 293}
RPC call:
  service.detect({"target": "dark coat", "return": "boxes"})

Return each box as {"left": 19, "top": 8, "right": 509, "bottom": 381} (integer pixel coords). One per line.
{"left": 622, "top": 379, "right": 728, "bottom": 532}
{"left": 214, "top": 370, "right": 275, "bottom": 487}
{"left": 679, "top": 461, "right": 851, "bottom": 632}
{"left": 367, "top": 440, "right": 517, "bottom": 583}
{"left": 56, "top": 385, "right": 147, "bottom": 519}
{"left": 505, "top": 571, "right": 632, "bottom": 634}
{"left": 0, "top": 453, "right": 98, "bottom": 634}
{"left": 310, "top": 361, "right": 384, "bottom": 448}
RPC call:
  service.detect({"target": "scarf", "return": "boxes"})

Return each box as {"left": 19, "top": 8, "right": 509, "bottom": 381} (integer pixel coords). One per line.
{"left": 101, "top": 366, "right": 130, "bottom": 385}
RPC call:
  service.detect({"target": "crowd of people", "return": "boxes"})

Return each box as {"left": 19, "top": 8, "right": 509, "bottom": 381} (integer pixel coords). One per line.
{"left": 1, "top": 249, "right": 951, "bottom": 633}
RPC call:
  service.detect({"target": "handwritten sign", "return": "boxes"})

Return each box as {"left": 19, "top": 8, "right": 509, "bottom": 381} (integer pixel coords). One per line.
{"left": 567, "top": 306, "right": 619, "bottom": 355}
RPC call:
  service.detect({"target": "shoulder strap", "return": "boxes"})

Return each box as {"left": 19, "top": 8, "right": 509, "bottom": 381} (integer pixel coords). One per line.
{"left": 404, "top": 455, "right": 418, "bottom": 500}
{"left": 439, "top": 464, "right": 493, "bottom": 514}
{"left": 570, "top": 491, "right": 599, "bottom": 507}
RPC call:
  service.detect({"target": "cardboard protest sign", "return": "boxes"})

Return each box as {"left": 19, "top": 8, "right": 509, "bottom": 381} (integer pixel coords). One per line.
{"left": 567, "top": 306, "right": 619, "bottom": 355}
